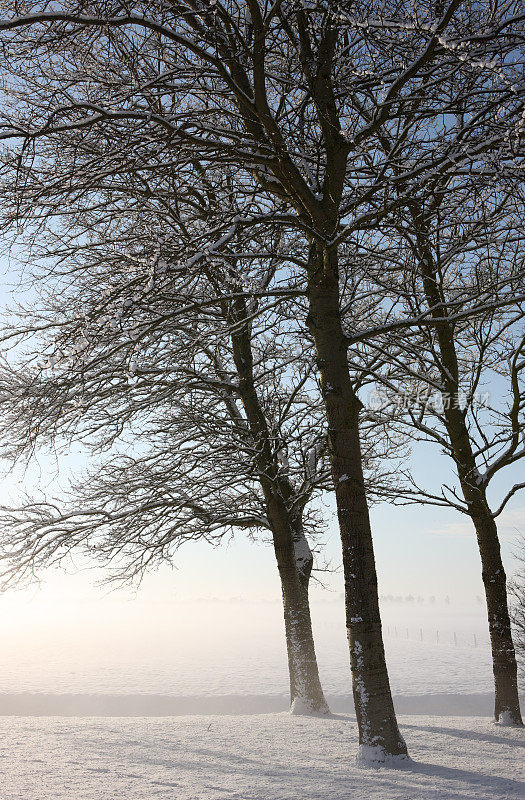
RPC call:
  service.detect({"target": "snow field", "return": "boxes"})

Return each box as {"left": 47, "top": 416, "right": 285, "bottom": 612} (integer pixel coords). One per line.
{"left": 0, "top": 714, "right": 522, "bottom": 800}
{"left": 0, "top": 602, "right": 495, "bottom": 696}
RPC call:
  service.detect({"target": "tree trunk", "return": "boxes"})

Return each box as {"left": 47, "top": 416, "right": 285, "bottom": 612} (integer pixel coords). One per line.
{"left": 443, "top": 409, "right": 522, "bottom": 727}
{"left": 443, "top": 407, "right": 521, "bottom": 726}
{"left": 442, "top": 408, "right": 522, "bottom": 726}
{"left": 275, "top": 516, "right": 330, "bottom": 715}
{"left": 412, "top": 226, "right": 522, "bottom": 725}
{"left": 306, "top": 243, "right": 407, "bottom": 759}
{"left": 229, "top": 297, "right": 329, "bottom": 715}
{"left": 471, "top": 507, "right": 523, "bottom": 724}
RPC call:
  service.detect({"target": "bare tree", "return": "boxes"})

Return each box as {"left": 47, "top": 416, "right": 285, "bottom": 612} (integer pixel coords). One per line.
{"left": 344, "top": 177, "right": 525, "bottom": 723}
{"left": 0, "top": 204, "right": 333, "bottom": 713}
{"left": 0, "top": 174, "right": 403, "bottom": 714}
{"left": 0, "top": 0, "right": 522, "bottom": 755}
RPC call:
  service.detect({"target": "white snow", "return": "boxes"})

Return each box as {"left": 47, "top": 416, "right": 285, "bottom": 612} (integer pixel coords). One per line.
{"left": 497, "top": 710, "right": 521, "bottom": 727}
{"left": 356, "top": 743, "right": 411, "bottom": 766}
{"left": 0, "top": 714, "right": 522, "bottom": 799}
{"left": 289, "top": 696, "right": 328, "bottom": 716}
{"left": 0, "top": 598, "right": 522, "bottom": 797}
{"left": 292, "top": 529, "right": 312, "bottom": 571}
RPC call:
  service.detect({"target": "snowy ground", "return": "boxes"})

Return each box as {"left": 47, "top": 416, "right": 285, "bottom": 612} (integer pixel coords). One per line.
{"left": 0, "top": 599, "right": 517, "bottom": 714}
{"left": 0, "top": 599, "right": 523, "bottom": 798}
{"left": 1, "top": 714, "right": 523, "bottom": 800}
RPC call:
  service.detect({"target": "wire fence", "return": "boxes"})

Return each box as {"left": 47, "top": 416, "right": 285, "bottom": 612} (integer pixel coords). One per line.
{"left": 384, "top": 625, "right": 490, "bottom": 649}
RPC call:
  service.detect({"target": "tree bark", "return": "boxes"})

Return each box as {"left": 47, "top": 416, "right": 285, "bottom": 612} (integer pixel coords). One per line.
{"left": 306, "top": 243, "right": 407, "bottom": 757}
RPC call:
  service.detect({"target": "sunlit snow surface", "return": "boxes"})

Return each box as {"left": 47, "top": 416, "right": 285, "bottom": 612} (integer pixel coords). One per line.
{"left": 1, "top": 714, "right": 523, "bottom": 800}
